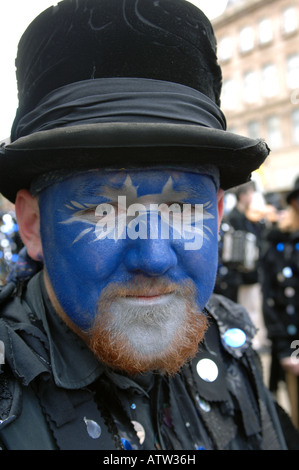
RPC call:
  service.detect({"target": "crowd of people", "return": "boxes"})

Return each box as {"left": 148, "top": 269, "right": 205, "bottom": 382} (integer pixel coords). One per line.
{"left": 0, "top": 196, "right": 23, "bottom": 285}
{"left": 215, "top": 176, "right": 299, "bottom": 427}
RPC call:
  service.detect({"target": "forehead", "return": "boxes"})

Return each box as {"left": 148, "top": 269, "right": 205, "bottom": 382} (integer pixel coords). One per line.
{"left": 43, "top": 168, "right": 218, "bottom": 200}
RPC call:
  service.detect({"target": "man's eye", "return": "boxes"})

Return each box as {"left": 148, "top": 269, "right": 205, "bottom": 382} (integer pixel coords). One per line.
{"left": 159, "top": 203, "right": 198, "bottom": 217}
{"left": 95, "top": 203, "right": 115, "bottom": 217}
{"left": 71, "top": 203, "right": 116, "bottom": 224}
{"left": 169, "top": 203, "right": 182, "bottom": 213}
{"left": 169, "top": 203, "right": 197, "bottom": 214}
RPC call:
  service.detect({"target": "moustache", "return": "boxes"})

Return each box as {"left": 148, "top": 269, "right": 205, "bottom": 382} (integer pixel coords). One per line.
{"left": 96, "top": 275, "right": 197, "bottom": 303}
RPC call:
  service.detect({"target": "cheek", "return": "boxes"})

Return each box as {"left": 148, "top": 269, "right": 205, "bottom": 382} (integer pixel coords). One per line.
{"left": 186, "top": 252, "right": 218, "bottom": 309}
{"left": 39, "top": 208, "right": 127, "bottom": 329}
{"left": 42, "top": 222, "right": 126, "bottom": 286}
{"left": 177, "top": 223, "right": 219, "bottom": 309}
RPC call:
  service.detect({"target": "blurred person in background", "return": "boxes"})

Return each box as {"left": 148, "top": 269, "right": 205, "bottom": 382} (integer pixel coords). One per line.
{"left": 0, "top": 195, "right": 22, "bottom": 285}
{"left": 215, "top": 181, "right": 268, "bottom": 351}
{"left": 260, "top": 176, "right": 299, "bottom": 427}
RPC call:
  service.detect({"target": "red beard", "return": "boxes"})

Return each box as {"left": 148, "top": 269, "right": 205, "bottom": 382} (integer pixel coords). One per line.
{"left": 88, "top": 276, "right": 209, "bottom": 376}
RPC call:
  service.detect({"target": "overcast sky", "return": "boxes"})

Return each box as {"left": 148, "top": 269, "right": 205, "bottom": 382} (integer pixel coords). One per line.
{"left": 0, "top": 0, "right": 228, "bottom": 141}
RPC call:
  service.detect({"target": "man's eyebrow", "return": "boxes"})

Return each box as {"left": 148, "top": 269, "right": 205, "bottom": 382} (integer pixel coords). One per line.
{"left": 173, "top": 182, "right": 214, "bottom": 200}
{"left": 69, "top": 174, "right": 214, "bottom": 202}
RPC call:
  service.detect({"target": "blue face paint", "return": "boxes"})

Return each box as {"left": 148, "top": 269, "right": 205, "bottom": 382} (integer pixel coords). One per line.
{"left": 38, "top": 169, "right": 219, "bottom": 331}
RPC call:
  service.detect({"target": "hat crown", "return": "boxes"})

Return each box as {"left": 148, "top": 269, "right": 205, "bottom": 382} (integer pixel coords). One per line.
{"left": 11, "top": 0, "right": 222, "bottom": 140}
{"left": 0, "top": 0, "right": 270, "bottom": 204}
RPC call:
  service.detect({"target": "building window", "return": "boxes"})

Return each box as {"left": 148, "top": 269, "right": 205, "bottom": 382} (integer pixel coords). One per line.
{"left": 286, "top": 54, "right": 299, "bottom": 89}
{"left": 292, "top": 109, "right": 299, "bottom": 144}
{"left": 243, "top": 71, "right": 259, "bottom": 103}
{"left": 221, "top": 79, "right": 238, "bottom": 110}
{"left": 266, "top": 116, "right": 282, "bottom": 149}
{"left": 282, "top": 6, "right": 298, "bottom": 35}
{"left": 247, "top": 121, "right": 260, "bottom": 139}
{"left": 218, "top": 36, "right": 233, "bottom": 62}
{"left": 262, "top": 63, "right": 279, "bottom": 97}
{"left": 258, "top": 18, "right": 273, "bottom": 45}
{"left": 239, "top": 26, "right": 255, "bottom": 53}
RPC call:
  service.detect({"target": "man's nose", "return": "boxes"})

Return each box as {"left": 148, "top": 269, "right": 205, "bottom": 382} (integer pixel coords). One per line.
{"left": 123, "top": 238, "right": 178, "bottom": 276}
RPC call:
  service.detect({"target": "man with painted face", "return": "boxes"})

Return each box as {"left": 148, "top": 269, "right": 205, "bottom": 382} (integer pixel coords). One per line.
{"left": 0, "top": 0, "right": 297, "bottom": 451}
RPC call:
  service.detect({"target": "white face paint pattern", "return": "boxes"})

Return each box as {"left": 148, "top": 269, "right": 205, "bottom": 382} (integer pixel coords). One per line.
{"left": 60, "top": 175, "right": 215, "bottom": 250}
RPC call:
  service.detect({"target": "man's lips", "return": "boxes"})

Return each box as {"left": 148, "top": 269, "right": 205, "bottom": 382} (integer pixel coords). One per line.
{"left": 123, "top": 291, "right": 175, "bottom": 306}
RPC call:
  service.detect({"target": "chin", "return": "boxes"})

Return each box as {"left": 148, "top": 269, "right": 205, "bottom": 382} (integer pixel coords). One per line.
{"left": 88, "top": 278, "right": 209, "bottom": 375}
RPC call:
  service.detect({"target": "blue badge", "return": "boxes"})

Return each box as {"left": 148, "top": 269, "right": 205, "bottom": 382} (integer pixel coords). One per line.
{"left": 282, "top": 266, "right": 293, "bottom": 278}
{"left": 121, "top": 438, "right": 133, "bottom": 450}
{"left": 287, "top": 324, "right": 297, "bottom": 335}
{"left": 286, "top": 305, "right": 295, "bottom": 315}
{"left": 223, "top": 328, "right": 247, "bottom": 348}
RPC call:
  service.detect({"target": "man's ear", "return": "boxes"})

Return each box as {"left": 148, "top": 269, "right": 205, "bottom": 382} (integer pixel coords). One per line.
{"left": 216, "top": 189, "right": 224, "bottom": 231}
{"left": 15, "top": 189, "right": 43, "bottom": 261}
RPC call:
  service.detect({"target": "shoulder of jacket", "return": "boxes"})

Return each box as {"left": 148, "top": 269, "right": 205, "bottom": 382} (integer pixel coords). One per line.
{"left": 205, "top": 293, "right": 257, "bottom": 357}
{"left": 0, "top": 282, "right": 16, "bottom": 305}
{"left": 207, "top": 293, "right": 255, "bottom": 329}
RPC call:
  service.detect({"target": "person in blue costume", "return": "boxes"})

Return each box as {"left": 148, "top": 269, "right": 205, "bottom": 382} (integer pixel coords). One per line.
{"left": 0, "top": 0, "right": 298, "bottom": 450}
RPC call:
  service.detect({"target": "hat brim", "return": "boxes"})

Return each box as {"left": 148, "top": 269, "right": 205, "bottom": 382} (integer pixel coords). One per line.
{"left": 0, "top": 122, "right": 269, "bottom": 201}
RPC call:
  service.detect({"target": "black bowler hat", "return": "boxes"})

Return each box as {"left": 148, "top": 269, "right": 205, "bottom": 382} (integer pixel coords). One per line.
{"left": 286, "top": 176, "right": 299, "bottom": 204}
{"left": 0, "top": 0, "right": 270, "bottom": 202}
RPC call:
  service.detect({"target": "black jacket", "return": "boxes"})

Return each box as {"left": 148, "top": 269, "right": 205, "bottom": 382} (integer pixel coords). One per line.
{"left": 0, "top": 272, "right": 297, "bottom": 450}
